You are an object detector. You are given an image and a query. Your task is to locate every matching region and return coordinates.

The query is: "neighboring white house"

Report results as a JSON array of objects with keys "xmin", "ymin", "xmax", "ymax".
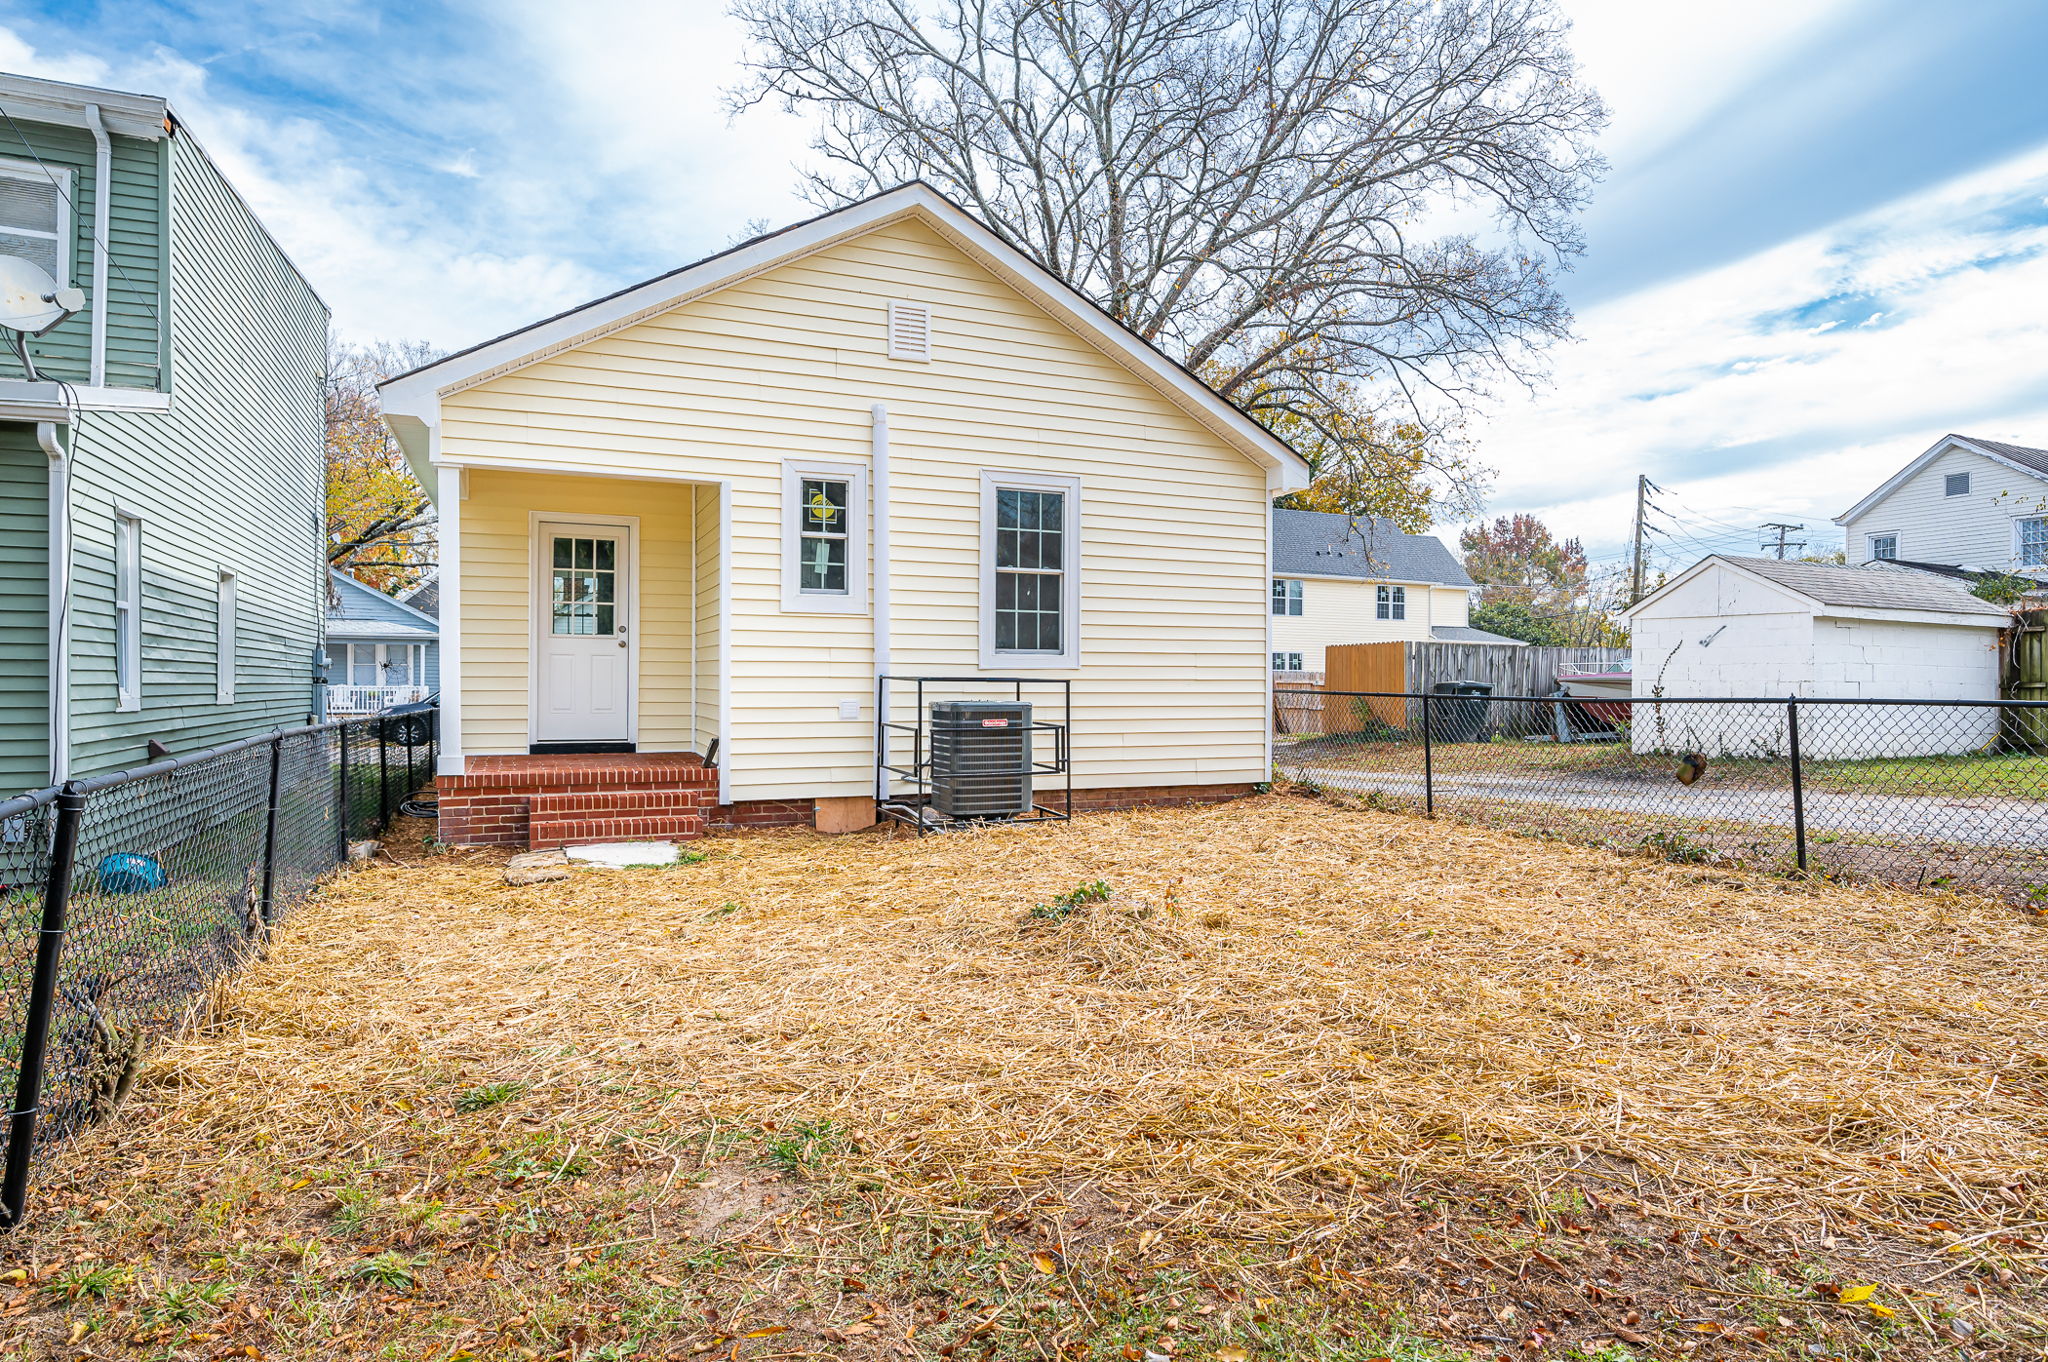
[
  {"xmin": 1835, "ymin": 433, "xmax": 2048, "ymax": 573},
  {"xmin": 377, "ymin": 183, "xmax": 1312, "ymax": 844},
  {"xmin": 1269, "ymin": 509, "xmax": 1500, "ymax": 673},
  {"xmin": 1624, "ymin": 555, "xmax": 2009, "ymax": 757}
]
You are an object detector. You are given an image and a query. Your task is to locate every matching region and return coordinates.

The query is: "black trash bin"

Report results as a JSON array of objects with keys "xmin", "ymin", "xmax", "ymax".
[{"xmin": 1428, "ymin": 681, "xmax": 1493, "ymax": 742}]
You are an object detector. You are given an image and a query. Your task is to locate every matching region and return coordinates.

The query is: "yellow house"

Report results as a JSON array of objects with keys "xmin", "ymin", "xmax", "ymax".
[
  {"xmin": 1267, "ymin": 509, "xmax": 1496, "ymax": 675},
  {"xmin": 379, "ymin": 185, "xmax": 1310, "ymax": 846}
]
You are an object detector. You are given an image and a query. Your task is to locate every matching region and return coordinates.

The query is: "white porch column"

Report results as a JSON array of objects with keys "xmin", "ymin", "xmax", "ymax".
[{"xmin": 436, "ymin": 461, "xmax": 464, "ymax": 775}]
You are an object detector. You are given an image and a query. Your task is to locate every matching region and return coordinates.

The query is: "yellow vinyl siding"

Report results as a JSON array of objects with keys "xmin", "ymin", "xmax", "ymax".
[
  {"xmin": 441, "ymin": 216, "xmax": 1270, "ymax": 800},
  {"xmin": 1272, "ymin": 579, "xmax": 1470, "ymax": 671},
  {"xmin": 455, "ymin": 469, "xmax": 701, "ymax": 754}
]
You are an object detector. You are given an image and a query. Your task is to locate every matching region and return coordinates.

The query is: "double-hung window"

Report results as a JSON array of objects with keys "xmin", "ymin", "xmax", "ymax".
[
  {"xmin": 1271, "ymin": 578, "xmax": 1303, "ymax": 616},
  {"xmin": 781, "ymin": 459, "xmax": 867, "ymax": 613},
  {"xmin": 1869, "ymin": 534, "xmax": 1898, "ymax": 562},
  {"xmin": 981, "ymin": 471, "xmax": 1080, "ymax": 668},
  {"xmin": 1272, "ymin": 651, "xmax": 1304, "ymax": 672},
  {"xmin": 1376, "ymin": 584, "xmax": 1406, "ymax": 620},
  {"xmin": 114, "ymin": 509, "xmax": 141, "ymax": 710},
  {"xmin": 0, "ymin": 157, "xmax": 70, "ymax": 286},
  {"xmin": 2019, "ymin": 519, "xmax": 2048, "ymax": 569}
]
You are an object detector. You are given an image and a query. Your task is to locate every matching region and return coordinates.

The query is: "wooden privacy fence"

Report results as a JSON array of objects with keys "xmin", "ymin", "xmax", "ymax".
[{"xmin": 1283, "ymin": 642, "xmax": 1629, "ymax": 734}]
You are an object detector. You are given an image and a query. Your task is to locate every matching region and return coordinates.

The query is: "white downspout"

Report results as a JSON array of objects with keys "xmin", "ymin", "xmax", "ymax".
[
  {"xmin": 39, "ymin": 421, "xmax": 69, "ymax": 783},
  {"xmin": 871, "ymin": 403, "xmax": 892, "ymax": 799},
  {"xmin": 84, "ymin": 105, "xmax": 110, "ymax": 389}
]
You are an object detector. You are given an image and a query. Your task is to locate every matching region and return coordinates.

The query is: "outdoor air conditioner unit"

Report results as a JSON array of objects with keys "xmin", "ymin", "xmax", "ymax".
[{"xmin": 929, "ymin": 700, "xmax": 1033, "ymax": 819}]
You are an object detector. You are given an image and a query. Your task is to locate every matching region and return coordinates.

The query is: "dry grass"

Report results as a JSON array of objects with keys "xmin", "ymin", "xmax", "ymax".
[{"xmin": 4, "ymin": 793, "xmax": 2045, "ymax": 1359}]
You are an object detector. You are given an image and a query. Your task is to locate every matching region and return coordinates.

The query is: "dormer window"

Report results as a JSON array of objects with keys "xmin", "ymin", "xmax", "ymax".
[{"xmin": 0, "ymin": 157, "xmax": 70, "ymax": 284}]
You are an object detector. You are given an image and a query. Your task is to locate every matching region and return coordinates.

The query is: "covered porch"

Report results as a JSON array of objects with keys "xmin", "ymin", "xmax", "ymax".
[{"xmin": 432, "ymin": 463, "xmax": 728, "ymax": 845}]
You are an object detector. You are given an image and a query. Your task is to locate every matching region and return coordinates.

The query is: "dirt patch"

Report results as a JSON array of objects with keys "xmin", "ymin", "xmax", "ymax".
[{"xmin": 691, "ymin": 1163, "xmax": 800, "ymax": 1242}]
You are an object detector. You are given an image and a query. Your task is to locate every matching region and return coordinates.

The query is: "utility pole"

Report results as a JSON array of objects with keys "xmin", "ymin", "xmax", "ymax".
[
  {"xmin": 1629, "ymin": 474, "xmax": 1650, "ymax": 605},
  {"xmin": 1760, "ymin": 522, "xmax": 1807, "ymax": 560}
]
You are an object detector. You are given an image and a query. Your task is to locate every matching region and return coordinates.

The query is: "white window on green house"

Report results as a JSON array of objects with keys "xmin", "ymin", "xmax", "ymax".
[
  {"xmin": 114, "ymin": 509, "xmax": 142, "ymax": 711},
  {"xmin": 1271, "ymin": 578, "xmax": 1302, "ymax": 615},
  {"xmin": 1376, "ymin": 584, "xmax": 1406, "ymax": 620},
  {"xmin": 0, "ymin": 158, "xmax": 70, "ymax": 284},
  {"xmin": 215, "ymin": 570, "xmax": 237, "ymax": 704},
  {"xmin": 1271, "ymin": 651, "xmax": 1304, "ymax": 672}
]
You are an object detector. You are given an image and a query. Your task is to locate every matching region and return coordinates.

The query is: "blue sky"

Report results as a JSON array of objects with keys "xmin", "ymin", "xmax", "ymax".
[{"xmin": 6, "ymin": 0, "xmax": 2048, "ymax": 569}]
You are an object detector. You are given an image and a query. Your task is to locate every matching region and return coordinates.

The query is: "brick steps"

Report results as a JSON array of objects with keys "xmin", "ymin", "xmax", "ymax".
[
  {"xmin": 436, "ymin": 752, "xmax": 718, "ymax": 848},
  {"xmin": 530, "ymin": 812, "xmax": 706, "ymax": 848}
]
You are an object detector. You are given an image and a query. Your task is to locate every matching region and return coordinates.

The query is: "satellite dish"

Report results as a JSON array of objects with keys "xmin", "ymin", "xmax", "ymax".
[
  {"xmin": 0, "ymin": 254, "xmax": 85, "ymax": 382},
  {"xmin": 0, "ymin": 255, "xmax": 82, "ymax": 334}
]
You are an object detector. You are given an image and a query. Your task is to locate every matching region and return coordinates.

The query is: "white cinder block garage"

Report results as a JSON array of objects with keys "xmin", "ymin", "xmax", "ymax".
[{"xmin": 1624, "ymin": 556, "xmax": 2010, "ymax": 758}]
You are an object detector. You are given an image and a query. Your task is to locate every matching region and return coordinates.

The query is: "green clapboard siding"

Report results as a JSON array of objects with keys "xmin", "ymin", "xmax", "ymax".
[
  {"xmin": 0, "ymin": 423, "xmax": 47, "ymax": 792},
  {"xmin": 0, "ymin": 118, "xmax": 165, "ymax": 390},
  {"xmin": 54, "ymin": 129, "xmax": 327, "ymax": 783}
]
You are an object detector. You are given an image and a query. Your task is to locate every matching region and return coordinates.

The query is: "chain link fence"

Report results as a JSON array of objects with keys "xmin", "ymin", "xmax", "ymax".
[
  {"xmin": 1276, "ymin": 690, "xmax": 2048, "ymax": 900},
  {"xmin": 0, "ymin": 709, "xmax": 436, "ymax": 1229}
]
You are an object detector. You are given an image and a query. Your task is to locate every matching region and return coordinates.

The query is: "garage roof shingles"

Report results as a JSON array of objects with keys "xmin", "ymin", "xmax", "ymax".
[{"xmin": 1722, "ymin": 556, "xmax": 2011, "ymax": 619}]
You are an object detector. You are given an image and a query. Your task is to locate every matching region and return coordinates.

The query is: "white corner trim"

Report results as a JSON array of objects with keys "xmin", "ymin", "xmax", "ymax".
[
  {"xmin": 977, "ymin": 468, "xmax": 1082, "ymax": 671},
  {"xmin": 435, "ymin": 463, "xmax": 465, "ymax": 776},
  {"xmin": 39, "ymin": 421, "xmax": 68, "ymax": 782},
  {"xmin": 716, "ymin": 481, "xmax": 733, "ymax": 806},
  {"xmin": 779, "ymin": 457, "xmax": 869, "ymax": 614},
  {"xmin": 85, "ymin": 104, "xmax": 109, "ymax": 387}
]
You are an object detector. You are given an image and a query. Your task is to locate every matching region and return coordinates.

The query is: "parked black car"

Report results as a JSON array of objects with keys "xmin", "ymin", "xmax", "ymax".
[{"xmin": 380, "ymin": 692, "xmax": 438, "ymax": 747}]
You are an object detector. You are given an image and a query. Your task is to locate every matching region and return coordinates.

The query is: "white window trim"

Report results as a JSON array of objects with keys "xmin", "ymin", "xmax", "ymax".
[
  {"xmin": 2013, "ymin": 515, "xmax": 2048, "ymax": 569},
  {"xmin": 780, "ymin": 458, "xmax": 869, "ymax": 614},
  {"xmin": 979, "ymin": 469, "xmax": 1082, "ymax": 670},
  {"xmin": 1271, "ymin": 577, "xmax": 1303, "ymax": 616},
  {"xmin": 215, "ymin": 569, "xmax": 237, "ymax": 705},
  {"xmin": 1377, "ymin": 583, "xmax": 1407, "ymax": 621},
  {"xmin": 0, "ymin": 154, "xmax": 73, "ymax": 285},
  {"xmin": 113, "ymin": 505, "xmax": 141, "ymax": 711},
  {"xmin": 1866, "ymin": 530, "xmax": 1901, "ymax": 563},
  {"xmin": 1945, "ymin": 471, "xmax": 1971, "ymax": 497},
  {"xmin": 1272, "ymin": 651, "xmax": 1304, "ymax": 672}
]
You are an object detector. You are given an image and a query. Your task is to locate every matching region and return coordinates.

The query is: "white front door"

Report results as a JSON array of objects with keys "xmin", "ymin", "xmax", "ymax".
[{"xmin": 534, "ymin": 519, "xmax": 633, "ymax": 744}]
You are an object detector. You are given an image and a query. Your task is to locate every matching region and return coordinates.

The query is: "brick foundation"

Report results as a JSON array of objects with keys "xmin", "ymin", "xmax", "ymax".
[
  {"xmin": 1064, "ymin": 782, "xmax": 1259, "ymax": 812},
  {"xmin": 706, "ymin": 799, "xmax": 816, "ymax": 831}
]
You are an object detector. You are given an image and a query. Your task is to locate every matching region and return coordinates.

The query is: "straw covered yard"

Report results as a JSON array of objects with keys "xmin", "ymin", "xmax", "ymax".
[{"xmin": 3, "ymin": 793, "xmax": 2044, "ymax": 1360}]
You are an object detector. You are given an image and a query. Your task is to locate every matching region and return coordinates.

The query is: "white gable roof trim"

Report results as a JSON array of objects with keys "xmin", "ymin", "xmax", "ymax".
[
  {"xmin": 380, "ymin": 183, "xmax": 1310, "ymax": 493},
  {"xmin": 1833, "ymin": 433, "xmax": 2048, "ymax": 526}
]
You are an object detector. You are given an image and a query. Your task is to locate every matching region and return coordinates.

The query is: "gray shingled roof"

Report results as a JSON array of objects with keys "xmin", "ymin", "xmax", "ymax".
[
  {"xmin": 1959, "ymin": 434, "xmax": 2048, "ymax": 476},
  {"xmin": 1273, "ymin": 509, "xmax": 1473, "ymax": 587},
  {"xmin": 1718, "ymin": 556, "xmax": 2010, "ymax": 618}
]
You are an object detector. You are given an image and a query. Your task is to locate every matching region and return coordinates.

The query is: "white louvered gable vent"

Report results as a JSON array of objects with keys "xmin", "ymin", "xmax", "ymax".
[{"xmin": 887, "ymin": 300, "xmax": 933, "ymax": 362}]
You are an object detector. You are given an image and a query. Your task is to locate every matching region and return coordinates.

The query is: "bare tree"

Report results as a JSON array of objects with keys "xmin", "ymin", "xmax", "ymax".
[
  {"xmin": 327, "ymin": 340, "xmax": 442, "ymax": 592},
  {"xmin": 730, "ymin": 0, "xmax": 1604, "ymax": 517}
]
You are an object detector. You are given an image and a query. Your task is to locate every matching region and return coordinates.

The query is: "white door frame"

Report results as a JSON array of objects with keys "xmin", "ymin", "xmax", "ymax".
[{"xmin": 529, "ymin": 511, "xmax": 641, "ymax": 747}]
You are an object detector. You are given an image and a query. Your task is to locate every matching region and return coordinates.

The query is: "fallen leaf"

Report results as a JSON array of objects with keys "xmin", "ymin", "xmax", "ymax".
[
  {"xmin": 1032, "ymin": 1252, "xmax": 1058, "ymax": 1274},
  {"xmin": 1837, "ymin": 1285, "xmax": 1877, "ymax": 1304},
  {"xmin": 1215, "ymin": 1349, "xmax": 1250, "ymax": 1361},
  {"xmin": 1866, "ymin": 1303, "xmax": 1895, "ymax": 1319},
  {"xmin": 67, "ymin": 1322, "xmax": 87, "ymax": 1345},
  {"xmin": 742, "ymin": 1326, "xmax": 788, "ymax": 1338}
]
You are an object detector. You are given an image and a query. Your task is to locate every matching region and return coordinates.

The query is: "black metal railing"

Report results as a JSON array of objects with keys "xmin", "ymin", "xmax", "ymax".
[
  {"xmin": 1275, "ymin": 689, "xmax": 2048, "ymax": 901},
  {"xmin": 0, "ymin": 707, "xmax": 436, "ymax": 1229}
]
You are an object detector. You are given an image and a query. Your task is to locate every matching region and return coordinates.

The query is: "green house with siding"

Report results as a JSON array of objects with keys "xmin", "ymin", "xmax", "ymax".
[{"xmin": 0, "ymin": 72, "xmax": 328, "ymax": 794}]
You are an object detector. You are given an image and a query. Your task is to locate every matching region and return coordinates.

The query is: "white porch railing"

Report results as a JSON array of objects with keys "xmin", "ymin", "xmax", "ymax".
[{"xmin": 326, "ymin": 684, "xmax": 430, "ymax": 716}]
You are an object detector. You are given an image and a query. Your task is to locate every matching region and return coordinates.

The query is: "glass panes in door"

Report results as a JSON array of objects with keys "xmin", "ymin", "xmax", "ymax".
[{"xmin": 551, "ymin": 535, "xmax": 618, "ymax": 636}]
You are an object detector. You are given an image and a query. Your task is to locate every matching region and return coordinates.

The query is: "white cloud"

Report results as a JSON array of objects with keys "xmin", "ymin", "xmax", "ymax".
[{"xmin": 1470, "ymin": 140, "xmax": 2048, "ymax": 564}]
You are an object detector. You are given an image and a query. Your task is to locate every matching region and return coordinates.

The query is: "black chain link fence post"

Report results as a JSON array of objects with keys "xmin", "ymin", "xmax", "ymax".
[
  {"xmin": 335, "ymin": 723, "xmax": 351, "ymax": 863},
  {"xmin": 378, "ymin": 721, "xmax": 391, "ymax": 830},
  {"xmin": 259, "ymin": 734, "xmax": 283, "ymax": 929},
  {"xmin": 1421, "ymin": 690, "xmax": 1435, "ymax": 817},
  {"xmin": 1787, "ymin": 697, "xmax": 1808, "ymax": 872},
  {"xmin": 0, "ymin": 786, "xmax": 84, "ymax": 1229}
]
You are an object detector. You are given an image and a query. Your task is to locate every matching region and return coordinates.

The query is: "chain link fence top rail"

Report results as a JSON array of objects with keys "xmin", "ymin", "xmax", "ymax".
[
  {"xmin": 1275, "ymin": 690, "xmax": 2048, "ymax": 902},
  {"xmin": 0, "ymin": 710, "xmax": 436, "ymax": 1227}
]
